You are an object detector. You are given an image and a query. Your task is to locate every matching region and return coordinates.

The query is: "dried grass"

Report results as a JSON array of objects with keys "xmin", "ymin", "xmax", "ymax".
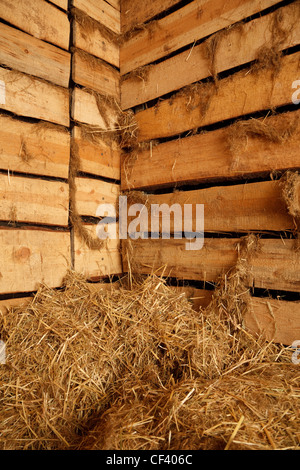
[
  {"xmin": 0, "ymin": 260, "xmax": 298, "ymax": 450},
  {"xmin": 227, "ymin": 114, "xmax": 299, "ymax": 155}
]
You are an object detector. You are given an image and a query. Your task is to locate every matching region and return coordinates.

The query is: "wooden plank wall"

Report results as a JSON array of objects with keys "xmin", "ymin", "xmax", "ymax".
[
  {"xmin": 70, "ymin": 0, "xmax": 122, "ymax": 279},
  {"xmin": 0, "ymin": 0, "xmax": 122, "ymax": 304},
  {"xmin": 120, "ymin": 0, "xmax": 300, "ymax": 345}
]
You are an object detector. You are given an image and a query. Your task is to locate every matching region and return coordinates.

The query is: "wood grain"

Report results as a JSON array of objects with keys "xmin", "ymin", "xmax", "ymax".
[
  {"xmin": 123, "ymin": 238, "xmax": 300, "ymax": 292},
  {"xmin": 0, "ymin": 175, "xmax": 69, "ymax": 226},
  {"xmin": 0, "ymin": 22, "xmax": 71, "ymax": 88},
  {"xmin": 0, "ymin": 67, "xmax": 69, "ymax": 126},
  {"xmin": 72, "ymin": 87, "xmax": 118, "ymax": 128},
  {"xmin": 0, "ymin": 228, "xmax": 70, "ymax": 294},
  {"xmin": 0, "ymin": 116, "xmax": 70, "ymax": 179},
  {"xmin": 75, "ymin": 177, "xmax": 120, "ymax": 218},
  {"xmin": 122, "ymin": 110, "xmax": 300, "ymax": 190},
  {"xmin": 120, "ymin": 0, "xmax": 281, "ymax": 75},
  {"xmin": 74, "ymin": 224, "xmax": 122, "ymax": 279},
  {"xmin": 73, "ymin": 18, "xmax": 119, "ymax": 68},
  {"xmin": 0, "ymin": 0, "xmax": 70, "ymax": 49},
  {"xmin": 73, "ymin": 125, "xmax": 120, "ymax": 180},
  {"xmin": 121, "ymin": 0, "xmax": 183, "ymax": 32},
  {"xmin": 72, "ymin": 50, "xmax": 120, "ymax": 99},
  {"xmin": 135, "ymin": 51, "xmax": 300, "ymax": 141},
  {"xmin": 143, "ymin": 180, "xmax": 295, "ymax": 233},
  {"xmin": 73, "ymin": 0, "xmax": 120, "ymax": 34},
  {"xmin": 121, "ymin": 1, "xmax": 300, "ymax": 109}
]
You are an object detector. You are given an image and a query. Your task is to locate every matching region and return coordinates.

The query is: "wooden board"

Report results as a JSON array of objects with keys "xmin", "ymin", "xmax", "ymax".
[
  {"xmin": 74, "ymin": 224, "xmax": 122, "ymax": 279},
  {"xmin": 121, "ymin": 0, "xmax": 182, "ymax": 32},
  {"xmin": 174, "ymin": 286, "xmax": 300, "ymax": 346},
  {"xmin": 0, "ymin": 228, "xmax": 70, "ymax": 294},
  {"xmin": 0, "ymin": 68, "xmax": 69, "ymax": 127},
  {"xmin": 0, "ymin": 175, "xmax": 69, "ymax": 226},
  {"xmin": 123, "ymin": 238, "xmax": 300, "ymax": 293},
  {"xmin": 73, "ymin": 125, "xmax": 120, "ymax": 180},
  {"xmin": 0, "ymin": 23, "xmax": 71, "ymax": 88},
  {"xmin": 106, "ymin": 0, "xmax": 120, "ymax": 11},
  {"xmin": 0, "ymin": 0, "xmax": 70, "ymax": 50},
  {"xmin": 75, "ymin": 177, "xmax": 119, "ymax": 218},
  {"xmin": 143, "ymin": 180, "xmax": 295, "ymax": 233},
  {"xmin": 135, "ymin": 51, "xmax": 300, "ymax": 141},
  {"xmin": 122, "ymin": 109, "xmax": 300, "ymax": 190},
  {"xmin": 72, "ymin": 50, "xmax": 120, "ymax": 99},
  {"xmin": 47, "ymin": 0, "xmax": 68, "ymax": 11},
  {"xmin": 72, "ymin": 87, "xmax": 118, "ymax": 128},
  {"xmin": 73, "ymin": 18, "xmax": 119, "ymax": 68},
  {"xmin": 0, "ymin": 296, "xmax": 32, "ymax": 313},
  {"xmin": 0, "ymin": 116, "xmax": 70, "ymax": 179},
  {"xmin": 121, "ymin": 1, "xmax": 300, "ymax": 109},
  {"xmin": 73, "ymin": 0, "xmax": 120, "ymax": 34},
  {"xmin": 120, "ymin": 0, "xmax": 281, "ymax": 75}
]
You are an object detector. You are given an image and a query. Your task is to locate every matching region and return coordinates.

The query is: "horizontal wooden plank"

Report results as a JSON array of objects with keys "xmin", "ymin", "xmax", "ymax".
[
  {"xmin": 0, "ymin": 116, "xmax": 70, "ymax": 179},
  {"xmin": 143, "ymin": 180, "xmax": 295, "ymax": 233},
  {"xmin": 73, "ymin": 17, "xmax": 119, "ymax": 68},
  {"xmin": 0, "ymin": 23, "xmax": 70, "ymax": 88},
  {"xmin": 121, "ymin": 0, "xmax": 182, "ymax": 33},
  {"xmin": 135, "ymin": 51, "xmax": 300, "ymax": 141},
  {"xmin": 120, "ymin": 0, "xmax": 281, "ymax": 76},
  {"xmin": 0, "ymin": 296, "xmax": 32, "ymax": 313},
  {"xmin": 0, "ymin": 175, "xmax": 69, "ymax": 226},
  {"xmin": 73, "ymin": 125, "xmax": 120, "ymax": 180},
  {"xmin": 75, "ymin": 177, "xmax": 120, "ymax": 218},
  {"xmin": 122, "ymin": 110, "xmax": 300, "ymax": 190},
  {"xmin": 73, "ymin": 0, "xmax": 120, "ymax": 34},
  {"xmin": 0, "ymin": 0, "xmax": 70, "ymax": 50},
  {"xmin": 0, "ymin": 68, "xmax": 69, "ymax": 126},
  {"xmin": 246, "ymin": 297, "xmax": 300, "ymax": 346},
  {"xmin": 123, "ymin": 238, "xmax": 300, "ymax": 292},
  {"xmin": 72, "ymin": 87, "xmax": 119, "ymax": 128},
  {"xmin": 175, "ymin": 286, "xmax": 300, "ymax": 346},
  {"xmin": 74, "ymin": 224, "xmax": 122, "ymax": 279},
  {"xmin": 72, "ymin": 50, "xmax": 120, "ymax": 99},
  {"xmin": 47, "ymin": 0, "xmax": 68, "ymax": 11},
  {"xmin": 0, "ymin": 229, "xmax": 70, "ymax": 294},
  {"xmin": 121, "ymin": 1, "xmax": 300, "ymax": 109}
]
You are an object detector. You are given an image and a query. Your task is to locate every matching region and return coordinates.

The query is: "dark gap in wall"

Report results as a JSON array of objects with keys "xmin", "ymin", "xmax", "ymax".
[
  {"xmin": 0, "ymin": 220, "xmax": 69, "ymax": 231},
  {"xmin": 144, "ymin": 0, "xmax": 195, "ymax": 23},
  {"xmin": 248, "ymin": 287, "xmax": 300, "ymax": 302},
  {"xmin": 164, "ymin": 276, "xmax": 300, "ymax": 302},
  {"xmin": 129, "ymin": 231, "xmax": 296, "ymax": 241},
  {"xmin": 166, "ymin": 277, "xmax": 216, "ymax": 290},
  {"xmin": 131, "ymin": 173, "xmax": 285, "ymax": 194},
  {"xmin": 45, "ymin": 0, "xmax": 67, "ymax": 14},
  {"xmin": 81, "ymin": 216, "xmax": 117, "ymax": 225},
  {"xmin": 0, "ymin": 168, "xmax": 68, "ymax": 183},
  {"xmin": 77, "ymin": 171, "xmax": 120, "ymax": 185}
]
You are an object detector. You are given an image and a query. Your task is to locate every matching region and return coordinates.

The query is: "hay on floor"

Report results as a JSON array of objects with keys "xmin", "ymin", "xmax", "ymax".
[{"xmin": 0, "ymin": 271, "xmax": 299, "ymax": 450}]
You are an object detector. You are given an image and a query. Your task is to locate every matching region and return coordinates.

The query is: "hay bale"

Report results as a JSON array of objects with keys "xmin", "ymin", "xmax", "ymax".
[{"xmin": 0, "ymin": 271, "xmax": 298, "ymax": 450}]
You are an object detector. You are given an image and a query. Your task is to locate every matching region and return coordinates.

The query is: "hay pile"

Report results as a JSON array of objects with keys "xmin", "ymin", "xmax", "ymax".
[{"xmin": 0, "ymin": 272, "xmax": 299, "ymax": 450}]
